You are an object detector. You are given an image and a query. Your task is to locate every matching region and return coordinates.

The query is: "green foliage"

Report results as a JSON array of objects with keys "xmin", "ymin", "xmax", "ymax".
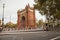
[
  {"xmin": 36, "ymin": 19, "xmax": 44, "ymax": 27},
  {"xmin": 5, "ymin": 24, "xmax": 17, "ymax": 28},
  {"xmin": 34, "ymin": 0, "xmax": 60, "ymax": 19},
  {"xmin": 36, "ymin": 23, "xmax": 39, "ymax": 27}
]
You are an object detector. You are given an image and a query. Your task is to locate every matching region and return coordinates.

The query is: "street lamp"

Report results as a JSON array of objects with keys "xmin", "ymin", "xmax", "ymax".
[{"xmin": 2, "ymin": 3, "xmax": 5, "ymax": 29}]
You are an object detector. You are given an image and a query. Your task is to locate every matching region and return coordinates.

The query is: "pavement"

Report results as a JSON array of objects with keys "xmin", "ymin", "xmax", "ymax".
[
  {"xmin": 0, "ymin": 29, "xmax": 43, "ymax": 35},
  {"xmin": 0, "ymin": 29, "xmax": 60, "ymax": 40},
  {"xmin": 0, "ymin": 31, "xmax": 60, "ymax": 40},
  {"xmin": 0, "ymin": 29, "xmax": 43, "ymax": 34}
]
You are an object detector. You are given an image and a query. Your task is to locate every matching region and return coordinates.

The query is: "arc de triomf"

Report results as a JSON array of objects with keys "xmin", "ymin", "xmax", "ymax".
[{"xmin": 17, "ymin": 4, "xmax": 36, "ymax": 30}]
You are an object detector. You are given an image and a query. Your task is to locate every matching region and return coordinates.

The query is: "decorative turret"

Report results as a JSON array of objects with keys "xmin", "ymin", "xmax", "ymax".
[
  {"xmin": 25, "ymin": 4, "xmax": 30, "ymax": 9},
  {"xmin": 27, "ymin": 4, "xmax": 30, "ymax": 8},
  {"xmin": 17, "ymin": 9, "xmax": 20, "ymax": 13}
]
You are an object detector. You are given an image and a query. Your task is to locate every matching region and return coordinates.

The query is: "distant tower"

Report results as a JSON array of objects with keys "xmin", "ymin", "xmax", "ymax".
[{"xmin": 17, "ymin": 4, "xmax": 36, "ymax": 30}]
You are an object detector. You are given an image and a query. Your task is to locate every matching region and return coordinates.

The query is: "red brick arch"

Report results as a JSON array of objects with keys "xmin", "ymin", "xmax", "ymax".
[{"xmin": 17, "ymin": 4, "xmax": 36, "ymax": 30}]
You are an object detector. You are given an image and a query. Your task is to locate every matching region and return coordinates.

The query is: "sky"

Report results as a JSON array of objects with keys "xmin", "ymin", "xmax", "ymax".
[{"xmin": 0, "ymin": 0, "xmax": 46, "ymax": 24}]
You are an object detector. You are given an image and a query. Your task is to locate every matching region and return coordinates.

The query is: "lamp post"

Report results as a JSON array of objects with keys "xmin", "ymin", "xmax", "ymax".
[{"xmin": 2, "ymin": 3, "xmax": 5, "ymax": 30}]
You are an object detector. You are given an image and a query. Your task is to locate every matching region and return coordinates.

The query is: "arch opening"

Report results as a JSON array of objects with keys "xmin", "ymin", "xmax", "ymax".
[
  {"xmin": 22, "ymin": 16, "xmax": 25, "ymax": 21},
  {"xmin": 21, "ymin": 16, "xmax": 25, "ymax": 29}
]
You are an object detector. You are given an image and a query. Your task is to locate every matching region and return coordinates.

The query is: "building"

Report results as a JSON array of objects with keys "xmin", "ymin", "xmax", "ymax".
[{"xmin": 17, "ymin": 4, "xmax": 36, "ymax": 30}]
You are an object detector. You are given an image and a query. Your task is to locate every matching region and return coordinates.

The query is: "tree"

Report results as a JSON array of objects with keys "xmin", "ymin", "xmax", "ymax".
[
  {"xmin": 36, "ymin": 19, "xmax": 44, "ymax": 27},
  {"xmin": 39, "ymin": 19, "xmax": 44, "ymax": 27},
  {"xmin": 34, "ymin": 0, "xmax": 60, "ymax": 19},
  {"xmin": 36, "ymin": 22, "xmax": 39, "ymax": 27},
  {"xmin": 5, "ymin": 22, "xmax": 17, "ymax": 28}
]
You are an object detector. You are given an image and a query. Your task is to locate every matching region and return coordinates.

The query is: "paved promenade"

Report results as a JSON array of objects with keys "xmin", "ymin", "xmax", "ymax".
[{"xmin": 0, "ymin": 28, "xmax": 43, "ymax": 34}]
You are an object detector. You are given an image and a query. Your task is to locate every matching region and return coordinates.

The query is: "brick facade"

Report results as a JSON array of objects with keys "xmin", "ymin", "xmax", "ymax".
[{"xmin": 17, "ymin": 4, "xmax": 36, "ymax": 30}]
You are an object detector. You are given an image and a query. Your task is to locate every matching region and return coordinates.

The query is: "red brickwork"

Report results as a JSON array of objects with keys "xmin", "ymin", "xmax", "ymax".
[{"xmin": 17, "ymin": 4, "xmax": 36, "ymax": 30}]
